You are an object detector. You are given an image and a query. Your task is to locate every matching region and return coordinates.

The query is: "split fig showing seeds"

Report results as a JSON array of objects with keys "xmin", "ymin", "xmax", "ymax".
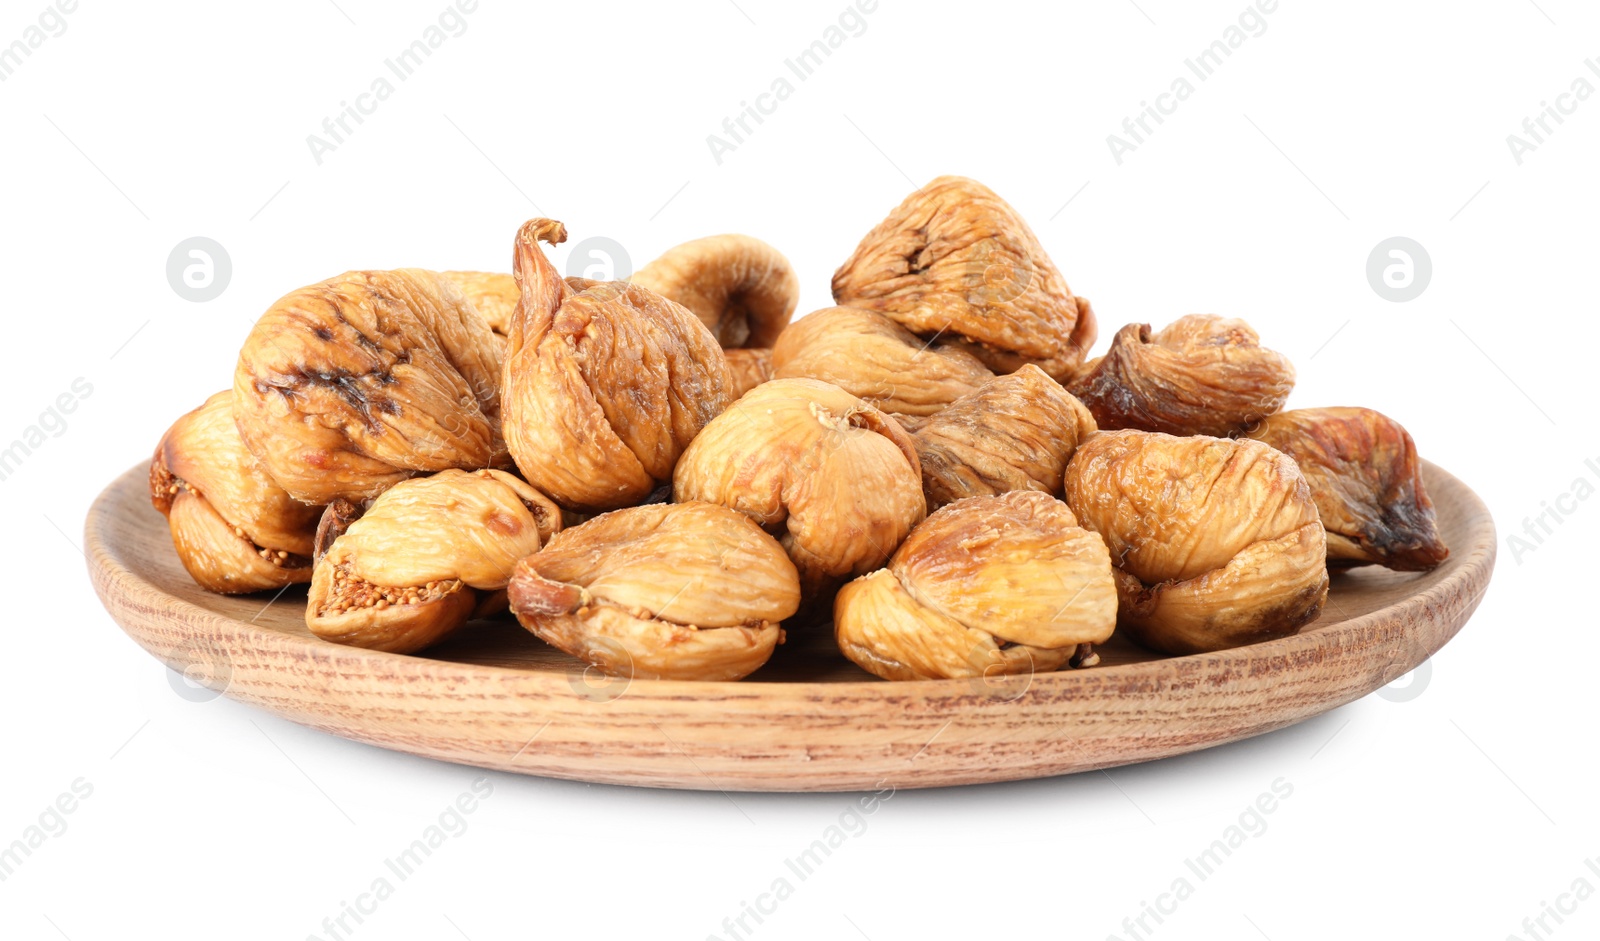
[
  {"xmin": 150, "ymin": 391, "xmax": 321, "ymax": 594},
  {"xmin": 501, "ymin": 219, "xmax": 734, "ymax": 512},
  {"xmin": 672, "ymin": 378, "xmax": 926, "ymax": 604},
  {"xmin": 770, "ymin": 306, "xmax": 995, "ymax": 418},
  {"xmin": 1068, "ymin": 315, "xmax": 1295, "ymax": 436},
  {"xmin": 835, "ymin": 491, "xmax": 1117, "ymax": 681},
  {"xmin": 630, "ymin": 234, "xmax": 800, "ymax": 348},
  {"xmin": 1246, "ymin": 407, "xmax": 1449, "ymax": 571},
  {"xmin": 832, "ymin": 176, "xmax": 1096, "ymax": 381},
  {"xmin": 1063, "ymin": 430, "xmax": 1328, "ymax": 655},
  {"xmin": 307, "ymin": 468, "xmax": 561, "ymax": 654},
  {"xmin": 912, "ymin": 364, "xmax": 1097, "ymax": 511},
  {"xmin": 508, "ymin": 502, "xmax": 800, "ymax": 681},
  {"xmin": 233, "ymin": 268, "xmax": 508, "ymax": 505}
]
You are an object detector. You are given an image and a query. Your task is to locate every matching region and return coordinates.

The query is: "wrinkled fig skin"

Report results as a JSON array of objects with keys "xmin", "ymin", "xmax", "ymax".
[
  {"xmin": 836, "ymin": 571, "xmax": 1073, "ymax": 681},
  {"xmin": 1069, "ymin": 315, "xmax": 1295, "ymax": 437},
  {"xmin": 442, "ymin": 271, "xmax": 519, "ymax": 336},
  {"xmin": 150, "ymin": 392, "xmax": 322, "ymax": 594},
  {"xmin": 1063, "ymin": 430, "xmax": 1329, "ymax": 655},
  {"xmin": 1247, "ymin": 407, "xmax": 1449, "ymax": 571},
  {"xmin": 725, "ymin": 348, "xmax": 774, "ymax": 399},
  {"xmin": 306, "ymin": 469, "xmax": 561, "ymax": 654},
  {"xmin": 232, "ymin": 269, "xmax": 507, "ymax": 505},
  {"xmin": 509, "ymin": 502, "xmax": 800, "ymax": 681},
  {"xmin": 831, "ymin": 176, "xmax": 1096, "ymax": 381},
  {"xmin": 771, "ymin": 306, "xmax": 995, "ymax": 417},
  {"xmin": 630, "ymin": 234, "xmax": 800, "ymax": 349},
  {"xmin": 672, "ymin": 378, "xmax": 927, "ymax": 604},
  {"xmin": 835, "ymin": 491, "xmax": 1117, "ymax": 681},
  {"xmin": 502, "ymin": 219, "xmax": 734, "ymax": 512},
  {"xmin": 913, "ymin": 364, "xmax": 1097, "ymax": 511},
  {"xmin": 441, "ymin": 269, "xmax": 598, "ymax": 341}
]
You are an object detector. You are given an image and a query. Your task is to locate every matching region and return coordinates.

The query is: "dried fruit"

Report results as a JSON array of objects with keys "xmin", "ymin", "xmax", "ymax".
[
  {"xmin": 912, "ymin": 364, "xmax": 1097, "ymax": 511},
  {"xmin": 150, "ymin": 392, "xmax": 321, "ymax": 594},
  {"xmin": 1063, "ymin": 430, "xmax": 1328, "ymax": 655},
  {"xmin": 442, "ymin": 271, "xmax": 518, "ymax": 337},
  {"xmin": 307, "ymin": 468, "xmax": 561, "ymax": 653},
  {"xmin": 592, "ymin": 238, "xmax": 782, "ymax": 396},
  {"xmin": 725, "ymin": 347, "xmax": 773, "ymax": 399},
  {"xmin": 835, "ymin": 491, "xmax": 1116, "ymax": 681},
  {"xmin": 501, "ymin": 219, "xmax": 732, "ymax": 512},
  {"xmin": 770, "ymin": 305, "xmax": 995, "ymax": 417},
  {"xmin": 832, "ymin": 176, "xmax": 1096, "ymax": 381},
  {"xmin": 441, "ymin": 270, "xmax": 603, "ymax": 339},
  {"xmin": 1068, "ymin": 315, "xmax": 1294, "ymax": 436},
  {"xmin": 630, "ymin": 234, "xmax": 799, "ymax": 348},
  {"xmin": 232, "ymin": 268, "xmax": 507, "ymax": 505},
  {"xmin": 508, "ymin": 502, "xmax": 799, "ymax": 680},
  {"xmin": 672, "ymin": 378, "xmax": 926, "ymax": 601},
  {"xmin": 1246, "ymin": 407, "xmax": 1448, "ymax": 571}
]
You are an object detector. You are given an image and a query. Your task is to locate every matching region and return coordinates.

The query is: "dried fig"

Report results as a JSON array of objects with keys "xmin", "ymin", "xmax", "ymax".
[
  {"xmin": 150, "ymin": 392, "xmax": 321, "ymax": 594},
  {"xmin": 629, "ymin": 234, "xmax": 799, "ymax": 348},
  {"xmin": 442, "ymin": 270, "xmax": 518, "ymax": 336},
  {"xmin": 672, "ymin": 378, "xmax": 926, "ymax": 602},
  {"xmin": 232, "ymin": 269, "xmax": 507, "ymax": 505},
  {"xmin": 770, "ymin": 306, "xmax": 995, "ymax": 417},
  {"xmin": 912, "ymin": 364, "xmax": 1097, "ymax": 511},
  {"xmin": 835, "ymin": 491, "xmax": 1116, "ymax": 681},
  {"xmin": 1063, "ymin": 430, "xmax": 1328, "ymax": 655},
  {"xmin": 440, "ymin": 269, "xmax": 593, "ymax": 339},
  {"xmin": 1246, "ymin": 407, "xmax": 1448, "ymax": 571},
  {"xmin": 725, "ymin": 347, "xmax": 773, "ymax": 399},
  {"xmin": 501, "ymin": 219, "xmax": 733, "ymax": 512},
  {"xmin": 508, "ymin": 502, "xmax": 799, "ymax": 681},
  {"xmin": 307, "ymin": 468, "xmax": 561, "ymax": 653},
  {"xmin": 831, "ymin": 176, "xmax": 1096, "ymax": 381},
  {"xmin": 1068, "ymin": 315, "xmax": 1294, "ymax": 436}
]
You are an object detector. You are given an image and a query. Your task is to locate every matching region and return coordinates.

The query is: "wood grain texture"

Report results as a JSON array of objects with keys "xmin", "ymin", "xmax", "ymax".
[{"xmin": 85, "ymin": 461, "xmax": 1495, "ymax": 792}]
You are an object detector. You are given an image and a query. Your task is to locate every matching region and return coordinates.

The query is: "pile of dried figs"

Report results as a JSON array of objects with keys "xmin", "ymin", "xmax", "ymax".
[{"xmin": 150, "ymin": 175, "xmax": 1448, "ymax": 683}]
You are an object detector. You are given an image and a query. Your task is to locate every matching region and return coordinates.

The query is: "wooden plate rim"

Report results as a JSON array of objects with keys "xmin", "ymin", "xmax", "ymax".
[{"xmin": 85, "ymin": 459, "xmax": 1497, "ymax": 789}]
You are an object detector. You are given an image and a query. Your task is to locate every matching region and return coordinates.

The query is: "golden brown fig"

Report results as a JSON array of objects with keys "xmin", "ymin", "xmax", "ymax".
[
  {"xmin": 502, "ymin": 219, "xmax": 733, "ymax": 512},
  {"xmin": 672, "ymin": 378, "xmax": 926, "ymax": 602},
  {"xmin": 831, "ymin": 176, "xmax": 1096, "ymax": 381},
  {"xmin": 307, "ymin": 468, "xmax": 561, "ymax": 654},
  {"xmin": 725, "ymin": 348, "xmax": 773, "ymax": 399},
  {"xmin": 770, "ymin": 306, "xmax": 995, "ymax": 417},
  {"xmin": 630, "ymin": 234, "xmax": 799, "ymax": 349},
  {"xmin": 835, "ymin": 491, "xmax": 1116, "ymax": 681},
  {"xmin": 508, "ymin": 502, "xmax": 799, "ymax": 681},
  {"xmin": 1068, "ymin": 315, "xmax": 1295, "ymax": 436},
  {"xmin": 442, "ymin": 271, "xmax": 518, "ymax": 336},
  {"xmin": 150, "ymin": 392, "xmax": 321, "ymax": 594},
  {"xmin": 1246, "ymin": 407, "xmax": 1448, "ymax": 571},
  {"xmin": 1063, "ymin": 430, "xmax": 1328, "ymax": 655},
  {"xmin": 441, "ymin": 269, "xmax": 595, "ymax": 340},
  {"xmin": 232, "ymin": 269, "xmax": 507, "ymax": 505},
  {"xmin": 912, "ymin": 365, "xmax": 1097, "ymax": 511}
]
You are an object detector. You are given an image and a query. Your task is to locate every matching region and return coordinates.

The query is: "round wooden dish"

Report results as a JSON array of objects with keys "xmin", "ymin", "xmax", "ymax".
[{"xmin": 86, "ymin": 461, "xmax": 1495, "ymax": 792}]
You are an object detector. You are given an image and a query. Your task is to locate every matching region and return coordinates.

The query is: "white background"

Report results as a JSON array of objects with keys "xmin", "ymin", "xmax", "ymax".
[{"xmin": 1, "ymin": 1, "xmax": 1595, "ymax": 939}]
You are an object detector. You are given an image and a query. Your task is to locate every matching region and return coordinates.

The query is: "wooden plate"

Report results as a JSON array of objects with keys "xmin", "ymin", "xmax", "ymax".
[{"xmin": 86, "ymin": 461, "xmax": 1495, "ymax": 792}]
